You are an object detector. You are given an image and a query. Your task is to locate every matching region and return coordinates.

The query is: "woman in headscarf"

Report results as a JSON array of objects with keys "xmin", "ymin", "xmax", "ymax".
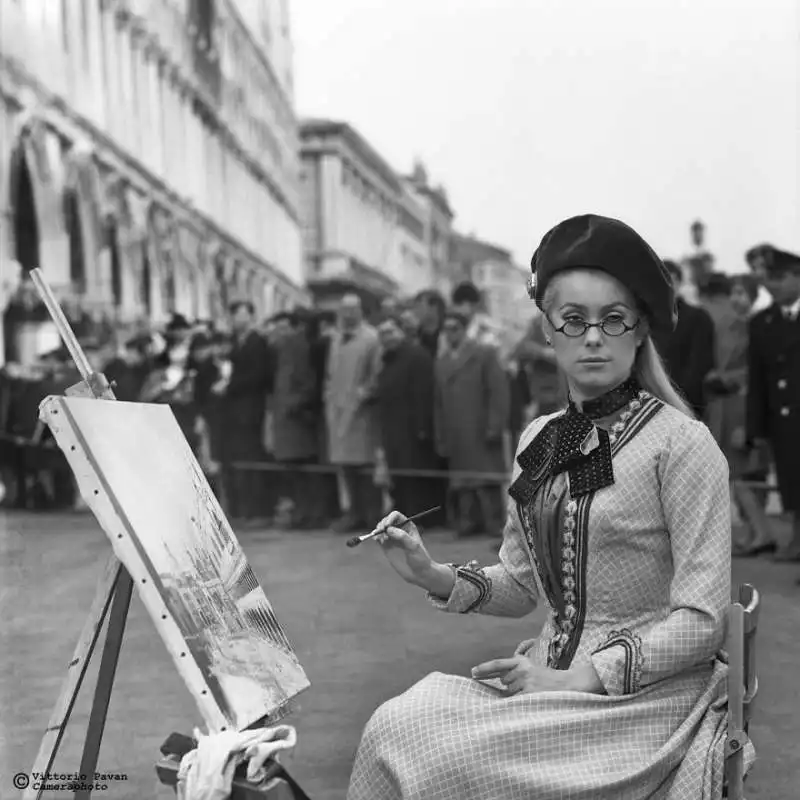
[{"xmin": 347, "ymin": 214, "xmax": 750, "ymax": 800}]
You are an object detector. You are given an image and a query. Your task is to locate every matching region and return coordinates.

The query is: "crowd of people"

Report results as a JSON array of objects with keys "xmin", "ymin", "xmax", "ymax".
[
  {"xmin": 0, "ymin": 281, "xmax": 529, "ymax": 537},
  {"xmin": 0, "ymin": 244, "xmax": 798, "ymax": 570}
]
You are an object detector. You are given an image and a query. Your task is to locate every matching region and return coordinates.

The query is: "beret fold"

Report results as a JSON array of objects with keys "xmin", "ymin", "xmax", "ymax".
[{"xmin": 530, "ymin": 214, "xmax": 677, "ymax": 334}]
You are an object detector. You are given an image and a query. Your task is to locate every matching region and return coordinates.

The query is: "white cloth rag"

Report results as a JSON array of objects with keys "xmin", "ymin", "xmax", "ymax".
[{"xmin": 176, "ymin": 725, "xmax": 297, "ymax": 800}]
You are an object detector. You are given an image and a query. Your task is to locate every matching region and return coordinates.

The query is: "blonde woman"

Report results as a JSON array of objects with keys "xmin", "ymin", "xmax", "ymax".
[{"xmin": 347, "ymin": 215, "xmax": 751, "ymax": 800}]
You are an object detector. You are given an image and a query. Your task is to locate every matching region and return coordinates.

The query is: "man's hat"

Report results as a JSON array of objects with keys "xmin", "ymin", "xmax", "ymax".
[{"xmin": 746, "ymin": 244, "xmax": 800, "ymax": 274}]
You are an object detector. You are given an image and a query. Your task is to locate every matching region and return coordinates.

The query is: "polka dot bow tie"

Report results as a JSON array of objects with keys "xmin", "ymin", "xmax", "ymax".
[{"xmin": 509, "ymin": 377, "xmax": 641, "ymax": 503}]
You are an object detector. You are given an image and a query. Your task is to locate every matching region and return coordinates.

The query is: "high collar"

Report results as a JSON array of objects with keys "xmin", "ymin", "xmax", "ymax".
[{"xmin": 567, "ymin": 376, "xmax": 640, "ymax": 420}]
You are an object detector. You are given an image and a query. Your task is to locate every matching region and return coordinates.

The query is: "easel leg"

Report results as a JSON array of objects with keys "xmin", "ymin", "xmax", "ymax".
[
  {"xmin": 24, "ymin": 555, "xmax": 122, "ymax": 800},
  {"xmin": 74, "ymin": 568, "xmax": 134, "ymax": 800}
]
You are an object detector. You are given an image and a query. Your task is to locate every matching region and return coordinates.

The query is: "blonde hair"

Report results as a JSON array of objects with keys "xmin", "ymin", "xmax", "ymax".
[
  {"xmin": 542, "ymin": 273, "xmax": 695, "ymax": 419},
  {"xmin": 633, "ymin": 337, "xmax": 695, "ymax": 418}
]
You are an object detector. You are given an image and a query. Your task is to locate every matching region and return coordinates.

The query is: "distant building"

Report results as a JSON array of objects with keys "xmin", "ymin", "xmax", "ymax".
[
  {"xmin": 300, "ymin": 119, "xmax": 418, "ymax": 313},
  {"xmin": 299, "ymin": 122, "xmax": 459, "ymax": 313},
  {"xmin": 0, "ymin": 0, "xmax": 306, "ymax": 364},
  {"xmin": 402, "ymin": 162, "xmax": 455, "ymax": 297}
]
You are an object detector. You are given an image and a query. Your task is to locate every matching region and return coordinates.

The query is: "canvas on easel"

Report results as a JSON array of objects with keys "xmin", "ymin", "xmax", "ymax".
[{"xmin": 39, "ymin": 394, "xmax": 310, "ymax": 732}]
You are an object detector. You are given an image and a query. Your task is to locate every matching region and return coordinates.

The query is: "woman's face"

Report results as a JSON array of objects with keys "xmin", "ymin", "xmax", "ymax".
[
  {"xmin": 543, "ymin": 269, "xmax": 646, "ymax": 401},
  {"xmin": 730, "ymin": 283, "xmax": 754, "ymax": 317}
]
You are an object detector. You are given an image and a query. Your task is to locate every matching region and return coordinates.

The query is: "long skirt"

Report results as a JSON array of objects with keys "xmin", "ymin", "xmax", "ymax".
[{"xmin": 347, "ymin": 658, "xmax": 754, "ymax": 800}]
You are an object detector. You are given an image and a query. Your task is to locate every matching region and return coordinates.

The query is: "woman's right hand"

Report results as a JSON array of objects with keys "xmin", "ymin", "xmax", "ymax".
[{"xmin": 374, "ymin": 510, "xmax": 437, "ymax": 587}]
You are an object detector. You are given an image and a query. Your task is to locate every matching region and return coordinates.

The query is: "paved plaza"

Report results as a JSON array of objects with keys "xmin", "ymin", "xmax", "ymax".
[{"xmin": 1, "ymin": 510, "xmax": 798, "ymax": 799}]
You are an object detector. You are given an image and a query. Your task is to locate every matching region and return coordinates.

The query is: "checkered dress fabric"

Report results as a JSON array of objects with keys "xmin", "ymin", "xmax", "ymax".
[{"xmin": 347, "ymin": 401, "xmax": 755, "ymax": 800}]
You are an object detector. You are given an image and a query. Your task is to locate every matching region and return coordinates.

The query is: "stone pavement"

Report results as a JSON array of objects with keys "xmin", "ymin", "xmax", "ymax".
[{"xmin": 0, "ymin": 510, "xmax": 798, "ymax": 800}]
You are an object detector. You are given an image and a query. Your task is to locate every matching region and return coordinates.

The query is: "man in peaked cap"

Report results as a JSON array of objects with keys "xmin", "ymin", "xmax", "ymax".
[{"xmin": 745, "ymin": 245, "xmax": 800, "ymax": 568}]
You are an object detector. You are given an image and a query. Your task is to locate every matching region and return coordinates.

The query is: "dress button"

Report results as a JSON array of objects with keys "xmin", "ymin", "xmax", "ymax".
[
  {"xmin": 781, "ymin": 407, "xmax": 790, "ymax": 416},
  {"xmin": 778, "ymin": 379, "xmax": 787, "ymax": 389}
]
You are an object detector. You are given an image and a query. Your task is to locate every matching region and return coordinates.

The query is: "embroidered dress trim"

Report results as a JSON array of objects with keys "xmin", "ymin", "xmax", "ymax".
[
  {"xmin": 551, "ymin": 490, "xmax": 593, "ymax": 669},
  {"xmin": 425, "ymin": 561, "xmax": 491, "ymax": 613},
  {"xmin": 455, "ymin": 560, "xmax": 492, "ymax": 613},
  {"xmin": 593, "ymin": 627, "xmax": 644, "ymax": 694},
  {"xmin": 542, "ymin": 389, "xmax": 656, "ymax": 668}
]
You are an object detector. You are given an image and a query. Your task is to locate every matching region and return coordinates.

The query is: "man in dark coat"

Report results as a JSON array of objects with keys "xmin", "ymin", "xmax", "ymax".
[
  {"xmin": 375, "ymin": 314, "xmax": 444, "ymax": 525},
  {"xmin": 270, "ymin": 310, "xmax": 321, "ymax": 529},
  {"xmin": 413, "ymin": 289, "xmax": 445, "ymax": 359},
  {"xmin": 214, "ymin": 301, "xmax": 274, "ymax": 525},
  {"xmin": 745, "ymin": 246, "xmax": 800, "ymax": 567},
  {"xmin": 652, "ymin": 260, "xmax": 715, "ymax": 419},
  {"xmin": 102, "ymin": 334, "xmax": 153, "ymax": 402},
  {"xmin": 434, "ymin": 310, "xmax": 509, "ymax": 538}
]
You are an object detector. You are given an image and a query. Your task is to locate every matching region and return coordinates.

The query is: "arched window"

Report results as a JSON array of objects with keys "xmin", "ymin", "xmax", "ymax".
[
  {"xmin": 107, "ymin": 223, "xmax": 123, "ymax": 310},
  {"xmin": 12, "ymin": 148, "xmax": 40, "ymax": 273},
  {"xmin": 63, "ymin": 189, "xmax": 86, "ymax": 295}
]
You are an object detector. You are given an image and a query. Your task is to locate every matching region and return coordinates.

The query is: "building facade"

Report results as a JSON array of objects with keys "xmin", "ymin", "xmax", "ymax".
[
  {"xmin": 402, "ymin": 162, "xmax": 454, "ymax": 297},
  {"xmin": 452, "ymin": 232, "xmax": 531, "ymax": 354},
  {"xmin": 0, "ymin": 0, "xmax": 306, "ymax": 365},
  {"xmin": 299, "ymin": 120, "xmax": 445, "ymax": 313}
]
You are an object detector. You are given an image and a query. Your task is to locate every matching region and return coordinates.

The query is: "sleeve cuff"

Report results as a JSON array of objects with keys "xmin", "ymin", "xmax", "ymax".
[
  {"xmin": 590, "ymin": 628, "xmax": 643, "ymax": 695},
  {"xmin": 426, "ymin": 561, "xmax": 492, "ymax": 614}
]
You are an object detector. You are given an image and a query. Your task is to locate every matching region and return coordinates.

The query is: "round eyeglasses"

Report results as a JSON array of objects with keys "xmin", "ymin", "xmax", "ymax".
[{"xmin": 546, "ymin": 315, "xmax": 640, "ymax": 338}]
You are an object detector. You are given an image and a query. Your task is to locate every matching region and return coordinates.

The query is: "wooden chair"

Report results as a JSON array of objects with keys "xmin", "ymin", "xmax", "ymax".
[{"xmin": 724, "ymin": 583, "xmax": 760, "ymax": 799}]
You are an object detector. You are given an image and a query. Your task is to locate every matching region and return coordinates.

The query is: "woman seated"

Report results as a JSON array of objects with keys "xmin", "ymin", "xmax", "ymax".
[{"xmin": 347, "ymin": 214, "xmax": 754, "ymax": 800}]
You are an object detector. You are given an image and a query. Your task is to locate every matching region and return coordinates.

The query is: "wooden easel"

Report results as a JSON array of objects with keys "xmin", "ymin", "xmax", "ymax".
[
  {"xmin": 21, "ymin": 269, "xmax": 303, "ymax": 800},
  {"xmin": 23, "ymin": 267, "xmax": 132, "ymax": 800}
]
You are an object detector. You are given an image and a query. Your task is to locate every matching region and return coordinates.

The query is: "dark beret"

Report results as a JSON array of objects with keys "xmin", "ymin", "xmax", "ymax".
[{"xmin": 529, "ymin": 214, "xmax": 676, "ymax": 334}]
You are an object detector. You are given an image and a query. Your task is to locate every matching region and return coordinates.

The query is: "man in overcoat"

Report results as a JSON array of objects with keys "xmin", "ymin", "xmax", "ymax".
[
  {"xmin": 652, "ymin": 260, "xmax": 715, "ymax": 419},
  {"xmin": 270, "ymin": 310, "xmax": 321, "ymax": 529},
  {"xmin": 215, "ymin": 301, "xmax": 275, "ymax": 525},
  {"xmin": 324, "ymin": 294, "xmax": 383, "ymax": 533},
  {"xmin": 375, "ymin": 314, "xmax": 443, "ymax": 525},
  {"xmin": 434, "ymin": 310, "xmax": 509, "ymax": 537},
  {"xmin": 746, "ymin": 247, "xmax": 800, "ymax": 568}
]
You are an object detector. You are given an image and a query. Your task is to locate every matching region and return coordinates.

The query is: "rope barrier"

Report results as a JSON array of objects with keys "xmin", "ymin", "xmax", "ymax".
[{"xmin": 230, "ymin": 459, "xmax": 782, "ymax": 493}]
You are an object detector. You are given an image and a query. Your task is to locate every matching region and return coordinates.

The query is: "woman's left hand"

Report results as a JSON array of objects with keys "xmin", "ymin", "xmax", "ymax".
[{"xmin": 471, "ymin": 655, "xmax": 603, "ymax": 695}]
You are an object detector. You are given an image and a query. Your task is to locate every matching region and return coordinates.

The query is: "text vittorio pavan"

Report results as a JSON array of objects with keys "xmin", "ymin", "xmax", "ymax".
[{"xmin": 31, "ymin": 771, "xmax": 128, "ymax": 789}]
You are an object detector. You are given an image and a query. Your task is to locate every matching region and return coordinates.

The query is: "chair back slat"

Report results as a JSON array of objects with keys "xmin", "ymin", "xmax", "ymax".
[
  {"xmin": 739, "ymin": 584, "xmax": 759, "ymax": 728},
  {"xmin": 725, "ymin": 583, "xmax": 759, "ymax": 800}
]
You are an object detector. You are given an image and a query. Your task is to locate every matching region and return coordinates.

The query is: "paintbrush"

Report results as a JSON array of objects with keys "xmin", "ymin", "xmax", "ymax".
[{"xmin": 346, "ymin": 506, "xmax": 442, "ymax": 548}]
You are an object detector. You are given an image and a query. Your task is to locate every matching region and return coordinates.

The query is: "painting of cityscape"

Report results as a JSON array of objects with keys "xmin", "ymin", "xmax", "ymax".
[{"xmin": 39, "ymin": 395, "xmax": 310, "ymax": 731}]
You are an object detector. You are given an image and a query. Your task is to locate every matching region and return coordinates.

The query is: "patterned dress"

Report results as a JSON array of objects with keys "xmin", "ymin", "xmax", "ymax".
[{"xmin": 347, "ymin": 381, "xmax": 755, "ymax": 800}]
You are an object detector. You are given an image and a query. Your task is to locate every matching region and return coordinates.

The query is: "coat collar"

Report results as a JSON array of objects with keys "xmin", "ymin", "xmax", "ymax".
[{"xmin": 439, "ymin": 338, "xmax": 479, "ymax": 380}]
